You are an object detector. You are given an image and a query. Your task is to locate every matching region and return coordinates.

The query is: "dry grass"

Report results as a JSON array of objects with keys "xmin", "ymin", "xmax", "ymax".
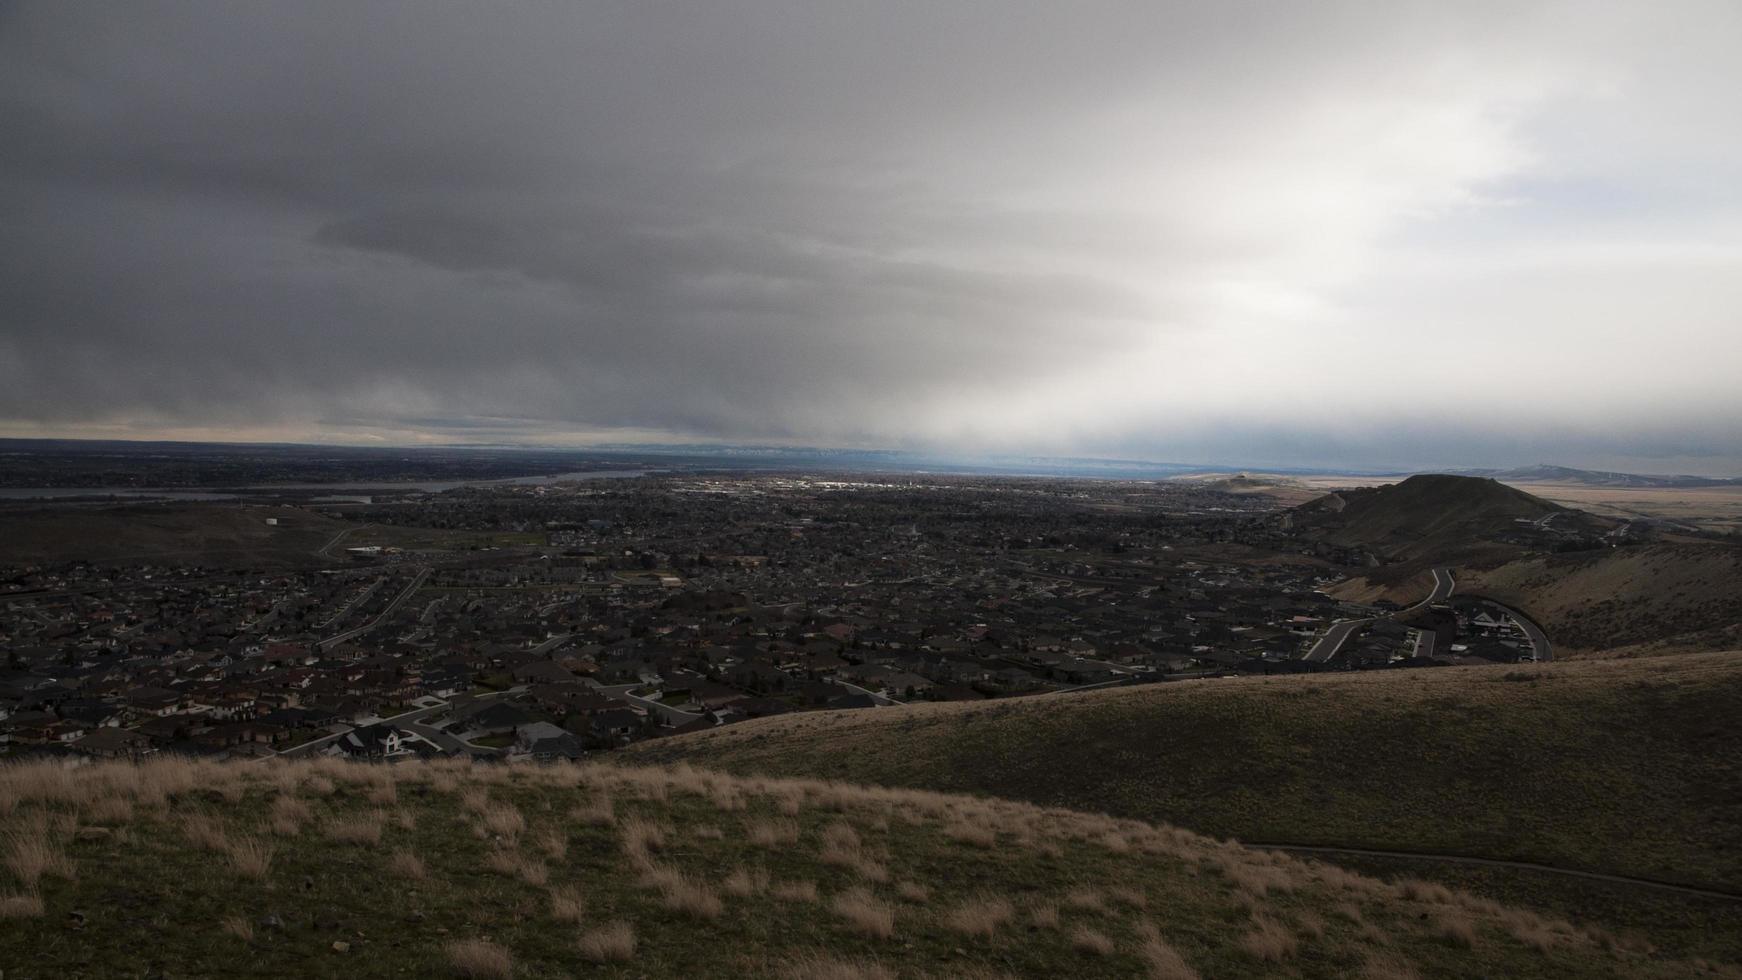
[
  {"xmin": 577, "ymin": 921, "xmax": 636, "ymax": 963},
  {"xmin": 748, "ymin": 817, "xmax": 801, "ymax": 847},
  {"xmin": 1398, "ymin": 878, "xmax": 1456, "ymax": 904},
  {"xmin": 1108, "ymin": 884, "xmax": 1149, "ymax": 909},
  {"xmin": 619, "ymin": 816, "xmax": 667, "ymax": 865},
  {"xmin": 484, "ymin": 849, "xmax": 549, "ymax": 886},
  {"xmin": 83, "ymin": 795, "xmax": 135, "ymax": 825},
  {"xmin": 481, "ymin": 804, "xmax": 526, "ymax": 840},
  {"xmin": 772, "ymin": 880, "xmax": 821, "ymax": 903},
  {"xmin": 894, "ymin": 880, "xmax": 929, "ymax": 903},
  {"xmin": 1135, "ymin": 922, "xmax": 1200, "ymax": 980},
  {"xmin": 304, "ymin": 774, "xmax": 336, "ymax": 797},
  {"xmin": 445, "ymin": 938, "xmax": 512, "ymax": 979},
  {"xmin": 225, "ymin": 836, "xmax": 273, "ymax": 879},
  {"xmin": 222, "ymin": 913, "xmax": 254, "ymax": 941},
  {"xmin": 830, "ymin": 885, "xmax": 896, "ymax": 939},
  {"xmin": 533, "ymin": 827, "xmax": 566, "ymax": 860},
  {"xmin": 778, "ymin": 956, "xmax": 898, "ymax": 980},
  {"xmin": 388, "ymin": 849, "xmax": 426, "ymax": 880},
  {"xmin": 724, "ymin": 865, "xmax": 770, "ymax": 897},
  {"xmin": 0, "ymin": 892, "xmax": 44, "ymax": 919},
  {"xmin": 943, "ymin": 820, "xmax": 997, "ymax": 847},
  {"xmin": 1239, "ymin": 914, "xmax": 1299, "ymax": 962},
  {"xmin": 549, "ymin": 885, "xmax": 586, "ymax": 923},
  {"xmin": 1070, "ymin": 926, "xmax": 1116, "ymax": 955},
  {"xmin": 1432, "ymin": 909, "xmax": 1480, "ymax": 948},
  {"xmin": 1360, "ymin": 953, "xmax": 1423, "ymax": 980},
  {"xmin": 945, "ymin": 894, "xmax": 1015, "ymax": 937},
  {"xmin": 1029, "ymin": 902, "xmax": 1061, "ymax": 929},
  {"xmin": 639, "ymin": 863, "xmax": 723, "ymax": 919},
  {"xmin": 817, "ymin": 820, "xmax": 888, "ymax": 881},
  {"xmin": 1064, "ymin": 886, "xmax": 1106, "ymax": 911},
  {"xmin": 181, "ymin": 813, "xmax": 232, "ymax": 853},
  {"xmin": 326, "ymin": 811, "xmax": 384, "ymax": 845},
  {"xmin": 5, "ymin": 826, "xmax": 75, "ymax": 885},
  {"xmin": 568, "ymin": 795, "xmax": 615, "ymax": 827}
]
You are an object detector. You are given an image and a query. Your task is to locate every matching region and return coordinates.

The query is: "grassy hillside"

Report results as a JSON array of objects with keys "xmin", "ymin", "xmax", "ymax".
[
  {"xmin": 0, "ymin": 757, "xmax": 1722, "ymax": 980},
  {"xmin": 632, "ymin": 654, "xmax": 1742, "ymax": 889},
  {"xmin": 1459, "ymin": 543, "xmax": 1742, "ymax": 657}
]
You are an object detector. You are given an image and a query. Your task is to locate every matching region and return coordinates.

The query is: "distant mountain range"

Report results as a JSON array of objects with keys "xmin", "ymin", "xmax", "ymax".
[{"xmin": 1455, "ymin": 464, "xmax": 1742, "ymax": 489}]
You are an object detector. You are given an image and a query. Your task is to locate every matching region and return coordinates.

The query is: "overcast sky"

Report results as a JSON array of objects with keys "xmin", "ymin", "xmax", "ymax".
[{"xmin": 3, "ymin": 2, "xmax": 1740, "ymax": 474}]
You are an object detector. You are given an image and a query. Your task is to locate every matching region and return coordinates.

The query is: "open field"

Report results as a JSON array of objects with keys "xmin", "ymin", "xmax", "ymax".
[
  {"xmin": 0, "ymin": 503, "xmax": 349, "ymax": 567},
  {"xmin": 346, "ymin": 525, "xmax": 545, "ymax": 553},
  {"xmin": 1502, "ymin": 483, "xmax": 1742, "ymax": 534},
  {"xmin": 632, "ymin": 652, "xmax": 1742, "ymax": 961},
  {"xmin": 1, "ymin": 757, "xmax": 1724, "ymax": 979}
]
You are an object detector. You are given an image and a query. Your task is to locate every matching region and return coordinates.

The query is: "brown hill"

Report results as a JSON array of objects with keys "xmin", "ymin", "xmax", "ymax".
[
  {"xmin": 1459, "ymin": 541, "xmax": 1742, "ymax": 657},
  {"xmin": 1293, "ymin": 474, "xmax": 1577, "ymax": 561}
]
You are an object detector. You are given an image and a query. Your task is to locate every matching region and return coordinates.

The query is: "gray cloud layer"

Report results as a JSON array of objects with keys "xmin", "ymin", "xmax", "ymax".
[{"xmin": 3, "ymin": 2, "xmax": 1740, "ymax": 472}]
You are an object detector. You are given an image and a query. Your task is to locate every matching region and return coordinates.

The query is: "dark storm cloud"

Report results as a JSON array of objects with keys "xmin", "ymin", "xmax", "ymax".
[{"xmin": 2, "ymin": 1, "xmax": 1740, "ymax": 471}]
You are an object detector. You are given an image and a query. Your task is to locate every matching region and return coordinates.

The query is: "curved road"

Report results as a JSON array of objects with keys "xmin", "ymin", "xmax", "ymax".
[{"xmin": 1303, "ymin": 567, "xmax": 1454, "ymax": 663}]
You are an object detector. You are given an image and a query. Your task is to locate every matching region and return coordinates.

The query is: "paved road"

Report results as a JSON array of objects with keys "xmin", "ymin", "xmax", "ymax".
[
  {"xmin": 1413, "ymin": 629, "xmax": 1437, "ymax": 660},
  {"xmin": 314, "ymin": 576, "xmax": 384, "ymax": 630},
  {"xmin": 1303, "ymin": 567, "xmax": 1456, "ymax": 663},
  {"xmin": 591, "ymin": 683, "xmax": 707, "ymax": 725},
  {"xmin": 1251, "ymin": 843, "xmax": 1741, "ymax": 902},
  {"xmin": 1513, "ymin": 614, "xmax": 1553, "ymax": 662},
  {"xmin": 1488, "ymin": 602, "xmax": 1553, "ymax": 662},
  {"xmin": 1302, "ymin": 618, "xmax": 1372, "ymax": 663},
  {"xmin": 319, "ymin": 567, "xmax": 429, "ymax": 650},
  {"xmin": 831, "ymin": 678, "xmax": 904, "ymax": 706},
  {"xmin": 530, "ymin": 632, "xmax": 577, "ymax": 655},
  {"xmin": 316, "ymin": 523, "xmax": 372, "ymax": 561},
  {"xmin": 1419, "ymin": 567, "xmax": 1456, "ymax": 606},
  {"xmin": 271, "ymin": 689, "xmax": 523, "ymax": 759}
]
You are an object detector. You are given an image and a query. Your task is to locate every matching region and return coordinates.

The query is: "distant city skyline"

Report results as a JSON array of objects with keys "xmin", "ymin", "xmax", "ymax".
[{"xmin": 4, "ymin": 2, "xmax": 1740, "ymax": 476}]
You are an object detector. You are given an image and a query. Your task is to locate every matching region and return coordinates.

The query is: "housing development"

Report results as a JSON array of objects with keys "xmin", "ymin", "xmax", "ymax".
[{"xmin": 1, "ymin": 474, "xmax": 1579, "ymax": 763}]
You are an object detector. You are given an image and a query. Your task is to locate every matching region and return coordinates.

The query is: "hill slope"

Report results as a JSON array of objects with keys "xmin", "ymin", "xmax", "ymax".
[
  {"xmin": 1458, "ymin": 543, "xmax": 1742, "ymax": 657},
  {"xmin": 1292, "ymin": 474, "xmax": 1588, "ymax": 561},
  {"xmin": 1, "ymin": 757, "xmax": 1699, "ymax": 979},
  {"xmin": 632, "ymin": 654, "xmax": 1742, "ymax": 892}
]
